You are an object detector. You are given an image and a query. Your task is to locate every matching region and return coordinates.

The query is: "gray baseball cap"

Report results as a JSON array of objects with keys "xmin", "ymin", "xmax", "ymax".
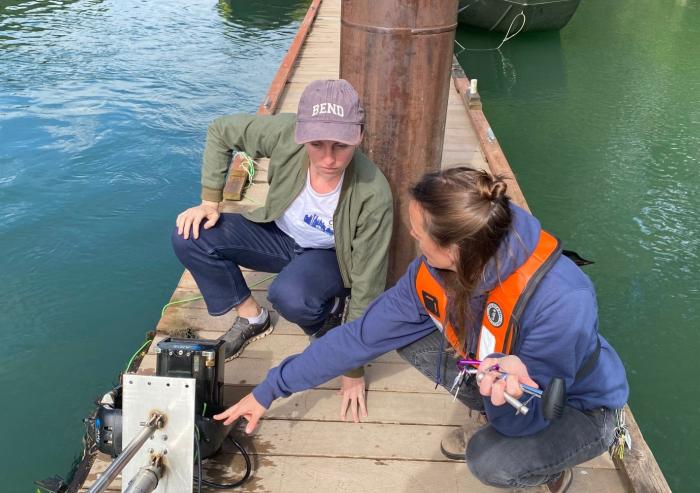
[{"xmin": 295, "ymin": 79, "xmax": 364, "ymax": 145}]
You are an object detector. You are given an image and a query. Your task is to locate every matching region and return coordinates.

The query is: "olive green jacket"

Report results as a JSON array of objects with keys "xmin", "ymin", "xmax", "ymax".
[{"xmin": 201, "ymin": 113, "xmax": 394, "ymax": 324}]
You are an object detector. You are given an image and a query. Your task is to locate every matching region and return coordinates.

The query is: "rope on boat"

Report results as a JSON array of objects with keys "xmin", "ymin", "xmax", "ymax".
[{"xmin": 457, "ymin": 11, "xmax": 527, "ymax": 54}]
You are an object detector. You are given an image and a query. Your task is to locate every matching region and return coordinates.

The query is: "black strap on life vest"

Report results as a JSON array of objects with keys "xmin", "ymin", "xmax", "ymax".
[
  {"xmin": 562, "ymin": 249, "xmax": 594, "ymax": 267},
  {"xmin": 507, "ymin": 237, "xmax": 563, "ymax": 354},
  {"xmin": 575, "ymin": 336, "xmax": 601, "ymax": 381},
  {"xmin": 563, "ymin": 248, "xmax": 600, "ymax": 382}
]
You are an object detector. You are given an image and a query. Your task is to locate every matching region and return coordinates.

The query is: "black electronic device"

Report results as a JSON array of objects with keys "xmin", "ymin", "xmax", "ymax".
[
  {"xmin": 86, "ymin": 337, "xmax": 231, "ymax": 460},
  {"xmin": 155, "ymin": 337, "xmax": 226, "ymax": 411},
  {"xmin": 85, "ymin": 386, "xmax": 123, "ymax": 458}
]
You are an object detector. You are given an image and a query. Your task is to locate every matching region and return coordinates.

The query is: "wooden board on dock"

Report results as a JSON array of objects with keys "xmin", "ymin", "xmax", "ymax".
[{"xmin": 80, "ymin": 0, "xmax": 660, "ymax": 491}]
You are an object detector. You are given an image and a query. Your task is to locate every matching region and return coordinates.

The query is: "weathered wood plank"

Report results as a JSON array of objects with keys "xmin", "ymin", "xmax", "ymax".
[
  {"xmin": 439, "ymin": 61, "xmax": 488, "ymax": 172},
  {"xmin": 580, "ymin": 453, "xmax": 617, "ymax": 470},
  {"xmin": 161, "ymin": 287, "xmax": 268, "ymax": 312},
  {"xmin": 222, "ymin": 154, "xmax": 251, "ymax": 201},
  {"xmin": 443, "ymin": 152, "xmax": 487, "ymax": 170},
  {"xmin": 80, "ymin": 452, "xmax": 621, "ymax": 493},
  {"xmin": 226, "ymin": 386, "xmax": 472, "ymax": 426},
  {"xmin": 614, "ymin": 404, "xmax": 671, "ymax": 492},
  {"xmin": 239, "ymin": 420, "xmax": 480, "ymax": 462},
  {"xmin": 205, "ymin": 453, "xmax": 623, "ymax": 493},
  {"xmin": 157, "ymin": 303, "xmax": 303, "ymax": 335},
  {"xmin": 177, "ymin": 269, "xmax": 276, "ymax": 292},
  {"xmin": 207, "ymin": 455, "xmax": 499, "ymax": 493},
  {"xmin": 78, "ymin": 456, "xmax": 122, "ymax": 492},
  {"xmin": 138, "ymin": 352, "xmax": 441, "ymax": 395},
  {"xmin": 223, "ymin": 357, "xmax": 445, "ymax": 394},
  {"xmin": 567, "ymin": 469, "xmax": 630, "ymax": 493},
  {"xmin": 149, "ymin": 327, "xmax": 406, "ymax": 365}
]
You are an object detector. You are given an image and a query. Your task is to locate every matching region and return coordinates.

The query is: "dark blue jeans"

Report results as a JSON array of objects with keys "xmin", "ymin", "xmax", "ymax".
[
  {"xmin": 397, "ymin": 330, "xmax": 616, "ymax": 489},
  {"xmin": 172, "ymin": 213, "xmax": 348, "ymax": 334}
]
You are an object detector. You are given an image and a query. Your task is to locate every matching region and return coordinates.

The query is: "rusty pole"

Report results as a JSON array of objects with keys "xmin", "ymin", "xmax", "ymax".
[{"xmin": 340, "ymin": 0, "xmax": 458, "ymax": 284}]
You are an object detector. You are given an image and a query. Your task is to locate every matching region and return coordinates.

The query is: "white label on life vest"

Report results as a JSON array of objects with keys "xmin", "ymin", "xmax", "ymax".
[
  {"xmin": 479, "ymin": 325, "xmax": 496, "ymax": 360},
  {"xmin": 428, "ymin": 314, "xmax": 444, "ymax": 333}
]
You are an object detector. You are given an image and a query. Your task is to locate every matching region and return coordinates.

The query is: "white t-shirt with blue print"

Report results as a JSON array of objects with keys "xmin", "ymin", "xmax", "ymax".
[{"xmin": 275, "ymin": 172, "xmax": 343, "ymax": 249}]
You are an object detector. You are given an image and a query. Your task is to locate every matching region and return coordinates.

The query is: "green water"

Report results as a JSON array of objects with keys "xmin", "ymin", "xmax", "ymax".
[
  {"xmin": 456, "ymin": 1, "xmax": 699, "ymax": 491},
  {"xmin": 1, "ymin": 0, "xmax": 697, "ymax": 491},
  {"xmin": 0, "ymin": 0, "xmax": 306, "ymax": 490}
]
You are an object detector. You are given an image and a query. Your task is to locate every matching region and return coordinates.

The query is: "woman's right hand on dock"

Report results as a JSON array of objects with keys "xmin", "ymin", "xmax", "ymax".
[
  {"xmin": 176, "ymin": 200, "xmax": 220, "ymax": 240},
  {"xmin": 214, "ymin": 393, "xmax": 266, "ymax": 433}
]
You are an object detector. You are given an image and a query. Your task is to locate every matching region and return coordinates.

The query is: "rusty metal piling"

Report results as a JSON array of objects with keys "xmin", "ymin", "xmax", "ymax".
[{"xmin": 340, "ymin": 0, "xmax": 458, "ymax": 283}]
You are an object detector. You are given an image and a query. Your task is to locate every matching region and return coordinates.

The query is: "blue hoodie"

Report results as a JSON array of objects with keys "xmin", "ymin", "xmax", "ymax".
[{"xmin": 253, "ymin": 205, "xmax": 629, "ymax": 437}]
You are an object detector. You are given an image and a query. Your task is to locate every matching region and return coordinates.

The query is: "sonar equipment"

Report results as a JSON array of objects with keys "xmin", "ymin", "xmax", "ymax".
[{"xmin": 83, "ymin": 337, "xmax": 251, "ymax": 493}]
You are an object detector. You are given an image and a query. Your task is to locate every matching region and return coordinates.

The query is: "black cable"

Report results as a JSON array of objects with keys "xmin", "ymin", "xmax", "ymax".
[
  {"xmin": 193, "ymin": 435, "xmax": 252, "ymax": 489},
  {"xmin": 194, "ymin": 433, "xmax": 202, "ymax": 493}
]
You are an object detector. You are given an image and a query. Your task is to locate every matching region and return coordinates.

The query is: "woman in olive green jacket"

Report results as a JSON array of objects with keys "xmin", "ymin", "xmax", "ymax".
[{"xmin": 172, "ymin": 80, "xmax": 393, "ymax": 422}]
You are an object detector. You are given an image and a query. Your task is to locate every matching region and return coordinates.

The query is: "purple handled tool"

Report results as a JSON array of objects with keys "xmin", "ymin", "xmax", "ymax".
[
  {"xmin": 457, "ymin": 359, "xmax": 499, "ymax": 371},
  {"xmin": 458, "ymin": 360, "xmax": 534, "ymax": 415},
  {"xmin": 457, "ymin": 360, "xmax": 565, "ymax": 420}
]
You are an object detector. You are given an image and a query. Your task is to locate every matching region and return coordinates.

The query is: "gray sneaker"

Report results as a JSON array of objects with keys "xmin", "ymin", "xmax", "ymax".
[
  {"xmin": 546, "ymin": 469, "xmax": 573, "ymax": 493},
  {"xmin": 440, "ymin": 427, "xmax": 468, "ymax": 460},
  {"xmin": 220, "ymin": 308, "xmax": 272, "ymax": 361},
  {"xmin": 311, "ymin": 296, "xmax": 347, "ymax": 339}
]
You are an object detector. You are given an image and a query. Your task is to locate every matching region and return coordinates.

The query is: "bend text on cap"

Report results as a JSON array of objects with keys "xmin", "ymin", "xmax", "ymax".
[{"xmin": 312, "ymin": 103, "xmax": 345, "ymax": 117}]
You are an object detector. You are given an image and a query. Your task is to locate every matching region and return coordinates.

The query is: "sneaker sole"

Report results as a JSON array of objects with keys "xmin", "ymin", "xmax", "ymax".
[
  {"xmin": 559, "ymin": 470, "xmax": 573, "ymax": 493},
  {"xmin": 547, "ymin": 469, "xmax": 573, "ymax": 493},
  {"xmin": 439, "ymin": 443, "xmax": 466, "ymax": 461},
  {"xmin": 224, "ymin": 321, "xmax": 274, "ymax": 362}
]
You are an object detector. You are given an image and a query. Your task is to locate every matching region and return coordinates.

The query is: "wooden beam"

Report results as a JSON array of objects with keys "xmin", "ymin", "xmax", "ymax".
[
  {"xmin": 258, "ymin": 0, "xmax": 323, "ymax": 116},
  {"xmin": 222, "ymin": 152, "xmax": 250, "ymax": 201},
  {"xmin": 614, "ymin": 404, "xmax": 672, "ymax": 492}
]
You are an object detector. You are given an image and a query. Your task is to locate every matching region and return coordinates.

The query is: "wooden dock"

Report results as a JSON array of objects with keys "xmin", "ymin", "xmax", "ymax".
[{"xmin": 79, "ymin": 0, "xmax": 667, "ymax": 491}]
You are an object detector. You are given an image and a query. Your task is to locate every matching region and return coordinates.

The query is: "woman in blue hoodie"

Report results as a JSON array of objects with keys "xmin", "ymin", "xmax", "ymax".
[{"xmin": 215, "ymin": 167, "xmax": 629, "ymax": 492}]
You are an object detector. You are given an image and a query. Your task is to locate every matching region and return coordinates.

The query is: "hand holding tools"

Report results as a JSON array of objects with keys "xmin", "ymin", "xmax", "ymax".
[{"xmin": 458, "ymin": 359, "xmax": 566, "ymax": 419}]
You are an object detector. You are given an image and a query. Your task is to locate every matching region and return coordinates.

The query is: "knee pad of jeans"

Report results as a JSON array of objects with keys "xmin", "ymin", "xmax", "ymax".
[
  {"xmin": 171, "ymin": 227, "xmax": 191, "ymax": 260},
  {"xmin": 397, "ymin": 346, "xmax": 438, "ymax": 370},
  {"xmin": 466, "ymin": 433, "xmax": 519, "ymax": 487},
  {"xmin": 269, "ymin": 287, "xmax": 323, "ymax": 325}
]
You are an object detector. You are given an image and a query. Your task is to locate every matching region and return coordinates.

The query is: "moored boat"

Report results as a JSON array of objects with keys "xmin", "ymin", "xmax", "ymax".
[{"xmin": 458, "ymin": 0, "xmax": 581, "ymax": 33}]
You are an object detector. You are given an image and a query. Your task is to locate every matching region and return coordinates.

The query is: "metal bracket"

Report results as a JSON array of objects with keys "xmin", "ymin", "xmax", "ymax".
[{"xmin": 122, "ymin": 375, "xmax": 195, "ymax": 493}]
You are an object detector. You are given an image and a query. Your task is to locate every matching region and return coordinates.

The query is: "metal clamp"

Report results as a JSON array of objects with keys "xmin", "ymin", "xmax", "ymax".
[{"xmin": 87, "ymin": 411, "xmax": 165, "ymax": 493}]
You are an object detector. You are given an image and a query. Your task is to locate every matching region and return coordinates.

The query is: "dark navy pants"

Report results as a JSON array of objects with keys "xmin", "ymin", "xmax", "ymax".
[
  {"xmin": 171, "ymin": 213, "xmax": 348, "ymax": 334},
  {"xmin": 397, "ymin": 330, "xmax": 615, "ymax": 488}
]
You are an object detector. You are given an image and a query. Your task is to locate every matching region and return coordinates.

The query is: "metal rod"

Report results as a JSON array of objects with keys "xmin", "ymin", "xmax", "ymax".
[
  {"xmin": 503, "ymin": 392, "xmax": 529, "ymax": 415},
  {"xmin": 475, "ymin": 372, "xmax": 529, "ymax": 414},
  {"xmin": 87, "ymin": 413, "xmax": 164, "ymax": 493},
  {"xmin": 463, "ymin": 362, "xmax": 543, "ymax": 399},
  {"xmin": 124, "ymin": 464, "xmax": 163, "ymax": 493}
]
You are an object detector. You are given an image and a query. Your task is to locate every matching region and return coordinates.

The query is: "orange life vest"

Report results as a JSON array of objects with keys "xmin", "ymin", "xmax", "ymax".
[{"xmin": 414, "ymin": 230, "xmax": 561, "ymax": 360}]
